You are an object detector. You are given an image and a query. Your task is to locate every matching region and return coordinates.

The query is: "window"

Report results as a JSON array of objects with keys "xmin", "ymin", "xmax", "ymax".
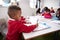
[
  {"xmin": 30, "ymin": 0, "xmax": 36, "ymax": 8},
  {"xmin": 0, "ymin": 0, "xmax": 19, "ymax": 7},
  {"xmin": 30, "ymin": 0, "xmax": 41, "ymax": 8},
  {"xmin": 3, "ymin": 0, "xmax": 11, "ymax": 4}
]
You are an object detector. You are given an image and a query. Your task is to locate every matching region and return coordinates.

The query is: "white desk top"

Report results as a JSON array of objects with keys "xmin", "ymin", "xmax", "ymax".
[{"xmin": 23, "ymin": 16, "xmax": 60, "ymax": 40}]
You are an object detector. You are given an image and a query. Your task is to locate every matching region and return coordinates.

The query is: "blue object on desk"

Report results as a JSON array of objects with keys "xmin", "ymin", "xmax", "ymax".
[
  {"xmin": 52, "ymin": 16, "xmax": 58, "ymax": 20},
  {"xmin": 43, "ymin": 23, "xmax": 46, "ymax": 25},
  {"xmin": 41, "ymin": 22, "xmax": 46, "ymax": 25},
  {"xmin": 51, "ymin": 16, "xmax": 60, "ymax": 23},
  {"xmin": 41, "ymin": 22, "xmax": 51, "ymax": 28}
]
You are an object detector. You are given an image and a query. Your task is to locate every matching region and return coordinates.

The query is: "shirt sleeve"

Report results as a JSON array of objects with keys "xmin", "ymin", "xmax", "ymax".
[
  {"xmin": 19, "ymin": 24, "xmax": 37, "ymax": 33},
  {"xmin": 20, "ymin": 16, "xmax": 26, "ymax": 24}
]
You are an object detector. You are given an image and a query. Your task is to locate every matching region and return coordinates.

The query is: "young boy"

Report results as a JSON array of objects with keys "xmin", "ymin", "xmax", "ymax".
[
  {"xmin": 42, "ymin": 9, "xmax": 52, "ymax": 19},
  {"xmin": 6, "ymin": 6, "xmax": 38, "ymax": 40},
  {"xmin": 50, "ymin": 7, "xmax": 55, "ymax": 13},
  {"xmin": 56, "ymin": 8, "xmax": 60, "ymax": 20}
]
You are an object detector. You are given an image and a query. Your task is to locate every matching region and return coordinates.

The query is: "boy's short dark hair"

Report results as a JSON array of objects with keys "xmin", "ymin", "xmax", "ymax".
[
  {"xmin": 8, "ymin": 5, "xmax": 21, "ymax": 19},
  {"xmin": 57, "ymin": 8, "xmax": 60, "ymax": 11},
  {"xmin": 44, "ymin": 7, "xmax": 48, "ymax": 11},
  {"xmin": 56, "ymin": 8, "xmax": 60, "ymax": 20},
  {"xmin": 45, "ymin": 9, "xmax": 50, "ymax": 12}
]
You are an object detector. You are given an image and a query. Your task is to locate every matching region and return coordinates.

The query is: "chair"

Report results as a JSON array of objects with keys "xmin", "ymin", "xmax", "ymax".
[{"xmin": 0, "ymin": 18, "xmax": 8, "ymax": 40}]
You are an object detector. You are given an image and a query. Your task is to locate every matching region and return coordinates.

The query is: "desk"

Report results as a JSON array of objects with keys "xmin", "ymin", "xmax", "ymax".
[{"xmin": 23, "ymin": 16, "xmax": 60, "ymax": 40}]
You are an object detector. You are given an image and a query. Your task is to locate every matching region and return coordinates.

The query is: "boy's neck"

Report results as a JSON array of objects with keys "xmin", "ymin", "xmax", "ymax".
[{"xmin": 15, "ymin": 17, "xmax": 21, "ymax": 21}]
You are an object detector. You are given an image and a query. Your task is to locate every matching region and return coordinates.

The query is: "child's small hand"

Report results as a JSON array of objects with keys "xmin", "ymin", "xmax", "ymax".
[{"xmin": 35, "ymin": 23, "xmax": 38, "ymax": 27}]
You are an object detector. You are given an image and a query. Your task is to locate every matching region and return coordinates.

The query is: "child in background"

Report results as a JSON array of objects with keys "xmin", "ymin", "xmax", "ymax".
[
  {"xmin": 42, "ymin": 7, "xmax": 48, "ymax": 13},
  {"xmin": 36, "ymin": 8, "xmax": 41, "ymax": 15},
  {"xmin": 6, "ymin": 6, "xmax": 38, "ymax": 40},
  {"xmin": 56, "ymin": 8, "xmax": 60, "ymax": 20},
  {"xmin": 42, "ymin": 9, "xmax": 52, "ymax": 19},
  {"xmin": 50, "ymin": 7, "xmax": 55, "ymax": 13}
]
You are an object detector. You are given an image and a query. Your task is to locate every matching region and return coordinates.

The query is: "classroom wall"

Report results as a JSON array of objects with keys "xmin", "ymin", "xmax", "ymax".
[
  {"xmin": 19, "ymin": 0, "xmax": 36, "ymax": 17},
  {"xmin": 0, "ymin": 0, "xmax": 60, "ymax": 19},
  {"xmin": 0, "ymin": 6, "xmax": 8, "ymax": 19},
  {"xmin": 43, "ymin": 0, "xmax": 60, "ymax": 10},
  {"xmin": 0, "ymin": 0, "xmax": 35, "ymax": 19}
]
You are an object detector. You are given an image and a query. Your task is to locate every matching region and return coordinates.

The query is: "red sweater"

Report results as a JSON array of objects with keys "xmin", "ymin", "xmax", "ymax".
[
  {"xmin": 42, "ymin": 13, "xmax": 52, "ymax": 19},
  {"xmin": 50, "ymin": 10, "xmax": 55, "ymax": 13},
  {"xmin": 6, "ymin": 17, "xmax": 36, "ymax": 40}
]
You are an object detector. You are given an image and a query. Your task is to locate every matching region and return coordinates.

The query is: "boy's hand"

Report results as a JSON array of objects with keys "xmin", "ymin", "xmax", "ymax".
[
  {"xmin": 36, "ymin": 19, "xmax": 39, "ymax": 27},
  {"xmin": 35, "ymin": 23, "xmax": 38, "ymax": 27}
]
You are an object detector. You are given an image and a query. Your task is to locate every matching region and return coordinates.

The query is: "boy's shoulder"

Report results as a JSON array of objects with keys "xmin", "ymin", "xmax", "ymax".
[
  {"xmin": 8, "ymin": 19, "xmax": 19, "ymax": 25},
  {"xmin": 8, "ymin": 19, "xmax": 22, "ymax": 24},
  {"xmin": 8, "ymin": 18, "xmax": 15, "ymax": 22},
  {"xmin": 8, "ymin": 19, "xmax": 16, "ymax": 23}
]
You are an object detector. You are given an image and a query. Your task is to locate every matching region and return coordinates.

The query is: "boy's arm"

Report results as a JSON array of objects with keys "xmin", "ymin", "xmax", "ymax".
[{"xmin": 20, "ymin": 24, "xmax": 37, "ymax": 33}]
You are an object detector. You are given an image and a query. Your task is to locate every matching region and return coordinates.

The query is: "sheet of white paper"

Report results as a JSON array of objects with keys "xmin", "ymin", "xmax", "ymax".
[
  {"xmin": 51, "ymin": 20, "xmax": 60, "ymax": 25},
  {"xmin": 33, "ymin": 23, "xmax": 51, "ymax": 31},
  {"xmin": 28, "ymin": 16, "xmax": 38, "ymax": 24}
]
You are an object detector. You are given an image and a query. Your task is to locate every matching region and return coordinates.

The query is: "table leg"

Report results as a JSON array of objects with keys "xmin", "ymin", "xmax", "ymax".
[{"xmin": 54, "ymin": 31, "xmax": 60, "ymax": 40}]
